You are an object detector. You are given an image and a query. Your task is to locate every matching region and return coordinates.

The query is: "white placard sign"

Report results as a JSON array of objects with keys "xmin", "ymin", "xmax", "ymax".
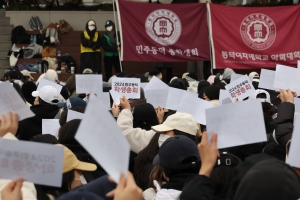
[
  {"xmin": 219, "ymin": 90, "xmax": 230, "ymax": 106},
  {"xmin": 288, "ymin": 116, "xmax": 300, "ymax": 168},
  {"xmin": 37, "ymin": 78, "xmax": 63, "ymax": 93},
  {"xmin": 0, "ymin": 81, "xmax": 34, "ymax": 121},
  {"xmin": 144, "ymin": 76, "xmax": 169, "ymax": 91},
  {"xmin": 111, "ymin": 77, "xmax": 140, "ymax": 99},
  {"xmin": 76, "ymin": 75, "xmax": 103, "ymax": 94},
  {"xmin": 145, "ymin": 89, "xmax": 169, "ymax": 108},
  {"xmin": 294, "ymin": 98, "xmax": 300, "ymax": 113},
  {"xmin": 206, "ymin": 99, "xmax": 267, "ymax": 149},
  {"xmin": 141, "ymin": 83, "xmax": 148, "ymax": 89},
  {"xmin": 42, "ymin": 119, "xmax": 60, "ymax": 137},
  {"xmin": 225, "ymin": 75, "xmax": 255, "ymax": 102},
  {"xmin": 258, "ymin": 69, "xmax": 278, "ymax": 91},
  {"xmin": 97, "ymin": 92, "xmax": 111, "ymax": 110},
  {"xmin": 0, "ymin": 138, "xmax": 64, "ymax": 187},
  {"xmin": 274, "ymin": 65, "xmax": 300, "ymax": 92},
  {"xmin": 109, "ymin": 90, "xmax": 122, "ymax": 105},
  {"xmin": 165, "ymin": 88, "xmax": 185, "ymax": 110},
  {"xmin": 177, "ymin": 91, "xmax": 214, "ymax": 125},
  {"xmin": 231, "ymin": 73, "xmax": 253, "ymax": 82},
  {"xmin": 67, "ymin": 110, "xmax": 84, "ymax": 122},
  {"xmin": 75, "ymin": 95, "xmax": 130, "ymax": 183}
]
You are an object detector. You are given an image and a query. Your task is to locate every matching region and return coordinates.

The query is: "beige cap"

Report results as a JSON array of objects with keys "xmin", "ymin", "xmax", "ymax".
[
  {"xmin": 151, "ymin": 112, "xmax": 198, "ymax": 136},
  {"xmin": 21, "ymin": 70, "xmax": 34, "ymax": 80},
  {"xmin": 56, "ymin": 144, "xmax": 97, "ymax": 173},
  {"xmin": 83, "ymin": 68, "xmax": 93, "ymax": 74}
]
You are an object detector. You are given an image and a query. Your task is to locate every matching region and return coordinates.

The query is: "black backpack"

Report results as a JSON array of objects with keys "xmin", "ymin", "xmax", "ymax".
[{"xmin": 11, "ymin": 25, "xmax": 30, "ymax": 44}]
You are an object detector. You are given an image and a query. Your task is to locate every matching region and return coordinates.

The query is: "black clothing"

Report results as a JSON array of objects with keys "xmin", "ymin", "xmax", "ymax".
[
  {"xmin": 104, "ymin": 56, "xmax": 121, "ymax": 81},
  {"xmin": 18, "ymin": 104, "xmax": 59, "ymax": 140}
]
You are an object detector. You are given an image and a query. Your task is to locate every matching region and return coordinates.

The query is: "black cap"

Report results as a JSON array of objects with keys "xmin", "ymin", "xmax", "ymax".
[
  {"xmin": 149, "ymin": 68, "xmax": 161, "ymax": 76},
  {"xmin": 133, "ymin": 103, "xmax": 156, "ymax": 121},
  {"xmin": 153, "ymin": 135, "xmax": 200, "ymax": 170},
  {"xmin": 204, "ymin": 85, "xmax": 220, "ymax": 100},
  {"xmin": 105, "ymin": 20, "xmax": 114, "ymax": 27}
]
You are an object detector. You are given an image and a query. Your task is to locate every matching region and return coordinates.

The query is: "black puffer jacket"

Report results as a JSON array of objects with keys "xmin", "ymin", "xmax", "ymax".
[{"xmin": 18, "ymin": 104, "xmax": 59, "ymax": 140}]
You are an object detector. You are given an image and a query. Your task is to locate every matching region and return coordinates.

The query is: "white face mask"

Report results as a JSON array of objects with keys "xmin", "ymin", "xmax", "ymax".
[
  {"xmin": 88, "ymin": 26, "xmax": 95, "ymax": 31},
  {"xmin": 158, "ymin": 134, "xmax": 170, "ymax": 147},
  {"xmin": 106, "ymin": 26, "xmax": 113, "ymax": 32},
  {"xmin": 74, "ymin": 175, "xmax": 87, "ymax": 185}
]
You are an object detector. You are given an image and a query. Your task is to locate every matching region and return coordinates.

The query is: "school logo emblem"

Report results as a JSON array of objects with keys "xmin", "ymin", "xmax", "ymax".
[
  {"xmin": 240, "ymin": 13, "xmax": 276, "ymax": 51},
  {"xmin": 145, "ymin": 9, "xmax": 181, "ymax": 46}
]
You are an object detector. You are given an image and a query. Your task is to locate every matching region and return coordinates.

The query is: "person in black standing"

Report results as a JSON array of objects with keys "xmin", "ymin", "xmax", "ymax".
[
  {"xmin": 101, "ymin": 20, "xmax": 121, "ymax": 81},
  {"xmin": 80, "ymin": 20, "xmax": 102, "ymax": 74}
]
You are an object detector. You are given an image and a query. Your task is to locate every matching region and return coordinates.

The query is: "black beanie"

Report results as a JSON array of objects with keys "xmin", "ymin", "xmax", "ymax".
[
  {"xmin": 149, "ymin": 69, "xmax": 161, "ymax": 76},
  {"xmin": 204, "ymin": 85, "xmax": 220, "ymax": 100},
  {"xmin": 133, "ymin": 103, "xmax": 157, "ymax": 121}
]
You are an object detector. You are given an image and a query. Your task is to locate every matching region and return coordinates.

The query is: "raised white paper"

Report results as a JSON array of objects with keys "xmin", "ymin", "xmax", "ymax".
[
  {"xmin": 258, "ymin": 69, "xmax": 278, "ymax": 91},
  {"xmin": 109, "ymin": 90, "xmax": 122, "ymax": 105},
  {"xmin": 42, "ymin": 119, "xmax": 60, "ymax": 137},
  {"xmin": 225, "ymin": 75, "xmax": 255, "ymax": 102},
  {"xmin": 144, "ymin": 76, "xmax": 169, "ymax": 91},
  {"xmin": 274, "ymin": 65, "xmax": 300, "ymax": 92},
  {"xmin": 287, "ymin": 116, "xmax": 300, "ymax": 168},
  {"xmin": 222, "ymin": 97, "xmax": 232, "ymax": 105},
  {"xmin": 294, "ymin": 98, "xmax": 300, "ymax": 113},
  {"xmin": 67, "ymin": 110, "xmax": 84, "ymax": 122},
  {"xmin": 231, "ymin": 73, "xmax": 253, "ymax": 82},
  {"xmin": 97, "ymin": 92, "xmax": 111, "ymax": 110},
  {"xmin": 0, "ymin": 81, "xmax": 34, "ymax": 121},
  {"xmin": 165, "ymin": 88, "xmax": 185, "ymax": 110},
  {"xmin": 76, "ymin": 75, "xmax": 103, "ymax": 95},
  {"xmin": 145, "ymin": 89, "xmax": 169, "ymax": 108},
  {"xmin": 206, "ymin": 99, "xmax": 267, "ymax": 149},
  {"xmin": 177, "ymin": 91, "xmax": 214, "ymax": 125},
  {"xmin": 0, "ymin": 138, "xmax": 64, "ymax": 187},
  {"xmin": 75, "ymin": 95, "xmax": 130, "ymax": 183},
  {"xmin": 298, "ymin": 60, "xmax": 300, "ymax": 68},
  {"xmin": 111, "ymin": 77, "xmax": 140, "ymax": 99},
  {"xmin": 141, "ymin": 83, "xmax": 148, "ymax": 89},
  {"xmin": 219, "ymin": 90, "xmax": 230, "ymax": 106},
  {"xmin": 37, "ymin": 78, "xmax": 62, "ymax": 93}
]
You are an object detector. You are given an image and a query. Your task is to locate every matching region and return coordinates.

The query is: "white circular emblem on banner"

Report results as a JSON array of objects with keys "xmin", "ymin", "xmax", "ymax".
[
  {"xmin": 240, "ymin": 13, "xmax": 276, "ymax": 51},
  {"xmin": 145, "ymin": 9, "xmax": 182, "ymax": 46}
]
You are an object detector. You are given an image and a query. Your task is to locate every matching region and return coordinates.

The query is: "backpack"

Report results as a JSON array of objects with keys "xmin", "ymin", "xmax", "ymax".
[
  {"xmin": 29, "ymin": 16, "xmax": 44, "ymax": 30},
  {"xmin": 58, "ymin": 20, "xmax": 73, "ymax": 34},
  {"xmin": 44, "ymin": 28, "xmax": 59, "ymax": 45},
  {"xmin": 11, "ymin": 25, "xmax": 30, "ymax": 44}
]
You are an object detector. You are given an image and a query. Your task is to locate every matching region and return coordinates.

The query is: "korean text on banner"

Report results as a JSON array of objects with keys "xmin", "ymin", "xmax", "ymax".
[
  {"xmin": 0, "ymin": 81, "xmax": 34, "ymax": 121},
  {"xmin": 116, "ymin": 0, "xmax": 210, "ymax": 62},
  {"xmin": 75, "ymin": 75, "xmax": 103, "ymax": 94},
  {"xmin": 208, "ymin": 4, "xmax": 300, "ymax": 69},
  {"xmin": 225, "ymin": 75, "xmax": 255, "ymax": 102},
  {"xmin": 0, "ymin": 139, "xmax": 64, "ymax": 187},
  {"xmin": 206, "ymin": 99, "xmax": 267, "ymax": 149},
  {"xmin": 112, "ymin": 77, "xmax": 140, "ymax": 99},
  {"xmin": 75, "ymin": 95, "xmax": 130, "ymax": 183}
]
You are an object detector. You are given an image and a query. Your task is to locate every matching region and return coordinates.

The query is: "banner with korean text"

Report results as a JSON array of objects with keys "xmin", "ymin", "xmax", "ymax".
[
  {"xmin": 116, "ymin": 0, "xmax": 210, "ymax": 62},
  {"xmin": 208, "ymin": 4, "xmax": 300, "ymax": 69}
]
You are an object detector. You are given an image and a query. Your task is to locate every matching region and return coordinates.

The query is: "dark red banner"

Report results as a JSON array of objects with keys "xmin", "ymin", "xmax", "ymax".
[
  {"xmin": 208, "ymin": 4, "xmax": 300, "ymax": 69},
  {"xmin": 117, "ymin": 1, "xmax": 210, "ymax": 62}
]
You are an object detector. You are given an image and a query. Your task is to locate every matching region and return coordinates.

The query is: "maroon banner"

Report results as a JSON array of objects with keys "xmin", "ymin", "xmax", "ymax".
[
  {"xmin": 117, "ymin": 1, "xmax": 210, "ymax": 62},
  {"xmin": 209, "ymin": 4, "xmax": 300, "ymax": 69}
]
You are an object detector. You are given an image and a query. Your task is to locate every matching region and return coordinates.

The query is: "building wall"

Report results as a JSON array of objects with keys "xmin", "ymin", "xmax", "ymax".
[{"xmin": 5, "ymin": 11, "xmax": 119, "ymax": 31}]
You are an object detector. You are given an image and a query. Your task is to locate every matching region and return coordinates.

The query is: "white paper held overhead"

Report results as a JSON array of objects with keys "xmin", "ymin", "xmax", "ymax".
[
  {"xmin": 75, "ymin": 95, "xmax": 130, "ymax": 183},
  {"xmin": 37, "ymin": 78, "xmax": 63, "ymax": 93},
  {"xmin": 258, "ymin": 69, "xmax": 278, "ymax": 91},
  {"xmin": 0, "ymin": 139, "xmax": 64, "ymax": 187},
  {"xmin": 0, "ymin": 81, "xmax": 34, "ymax": 121},
  {"xmin": 206, "ymin": 99, "xmax": 267, "ymax": 149},
  {"xmin": 67, "ymin": 110, "xmax": 84, "ymax": 122},
  {"xmin": 287, "ymin": 116, "xmax": 300, "ymax": 168},
  {"xmin": 225, "ymin": 75, "xmax": 255, "ymax": 102},
  {"xmin": 144, "ymin": 76, "xmax": 169, "ymax": 91},
  {"xmin": 274, "ymin": 64, "xmax": 300, "ymax": 92},
  {"xmin": 145, "ymin": 89, "xmax": 169, "ymax": 108},
  {"xmin": 111, "ymin": 77, "xmax": 140, "ymax": 99},
  {"xmin": 76, "ymin": 75, "xmax": 103, "ymax": 94},
  {"xmin": 42, "ymin": 119, "xmax": 60, "ymax": 137}
]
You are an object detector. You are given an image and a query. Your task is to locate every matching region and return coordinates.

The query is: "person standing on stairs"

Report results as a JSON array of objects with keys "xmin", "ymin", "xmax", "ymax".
[
  {"xmin": 80, "ymin": 20, "xmax": 102, "ymax": 74},
  {"xmin": 101, "ymin": 20, "xmax": 121, "ymax": 81}
]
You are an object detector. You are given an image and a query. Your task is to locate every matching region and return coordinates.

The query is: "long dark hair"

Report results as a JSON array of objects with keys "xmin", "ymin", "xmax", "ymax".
[
  {"xmin": 132, "ymin": 103, "xmax": 159, "ymax": 130},
  {"xmin": 58, "ymin": 119, "xmax": 81, "ymax": 145},
  {"xmin": 59, "ymin": 106, "xmax": 86, "ymax": 126},
  {"xmin": 134, "ymin": 132, "xmax": 160, "ymax": 189},
  {"xmin": 62, "ymin": 170, "xmax": 75, "ymax": 192}
]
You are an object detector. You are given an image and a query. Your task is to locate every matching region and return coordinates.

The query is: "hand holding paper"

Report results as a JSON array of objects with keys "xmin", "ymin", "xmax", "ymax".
[
  {"xmin": 278, "ymin": 89, "xmax": 294, "ymax": 104},
  {"xmin": 0, "ymin": 112, "xmax": 19, "ymax": 137},
  {"xmin": 120, "ymin": 96, "xmax": 131, "ymax": 110},
  {"xmin": 1, "ymin": 178, "xmax": 23, "ymax": 200}
]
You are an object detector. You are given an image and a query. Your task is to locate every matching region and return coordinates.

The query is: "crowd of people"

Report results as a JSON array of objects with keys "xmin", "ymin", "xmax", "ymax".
[{"xmin": 0, "ymin": 66, "xmax": 299, "ymax": 200}]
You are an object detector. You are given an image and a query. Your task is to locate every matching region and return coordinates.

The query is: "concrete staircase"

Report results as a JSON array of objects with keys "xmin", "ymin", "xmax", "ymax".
[{"xmin": 0, "ymin": 9, "xmax": 11, "ymax": 77}]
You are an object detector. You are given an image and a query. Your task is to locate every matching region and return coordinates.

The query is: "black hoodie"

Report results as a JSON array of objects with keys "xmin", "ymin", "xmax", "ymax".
[
  {"xmin": 80, "ymin": 20, "xmax": 101, "ymax": 51},
  {"xmin": 18, "ymin": 104, "xmax": 59, "ymax": 140}
]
